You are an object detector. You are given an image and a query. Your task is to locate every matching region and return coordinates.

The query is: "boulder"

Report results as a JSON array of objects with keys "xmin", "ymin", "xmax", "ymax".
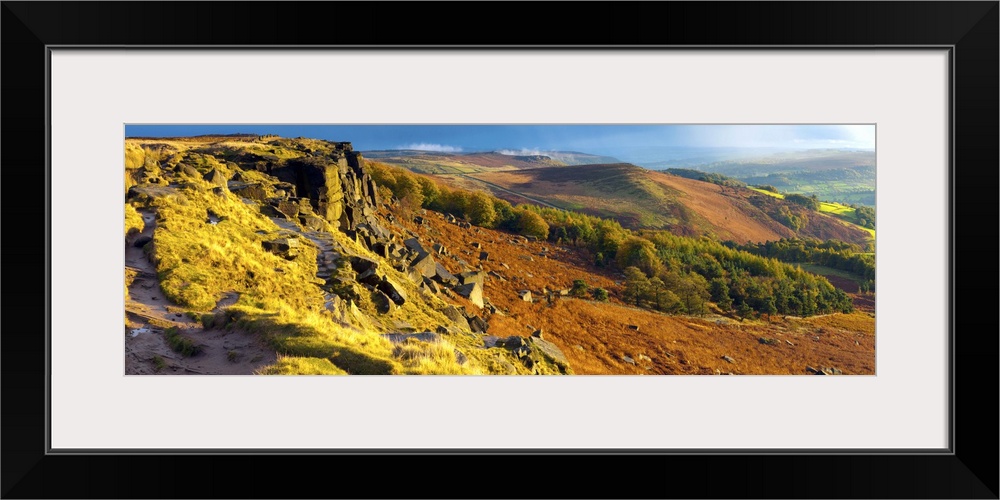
[
  {"xmin": 529, "ymin": 336, "xmax": 572, "ymax": 373},
  {"xmin": 404, "ymin": 238, "xmax": 427, "ymax": 255},
  {"xmin": 372, "ymin": 291, "xmax": 396, "ymax": 314},
  {"xmin": 299, "ymin": 214, "xmax": 325, "ymax": 231},
  {"xmin": 381, "ymin": 332, "xmax": 441, "ymax": 344},
  {"xmin": 458, "ymin": 271, "xmax": 485, "ymax": 286},
  {"xmin": 410, "ymin": 252, "xmax": 437, "ymax": 279},
  {"xmin": 517, "ymin": 290, "xmax": 533, "ymax": 302},
  {"xmin": 348, "ymin": 256, "xmax": 379, "ymax": 274},
  {"xmin": 273, "ymin": 199, "xmax": 300, "ymax": 220},
  {"xmin": 467, "ymin": 314, "xmax": 489, "ymax": 333},
  {"xmin": 502, "ymin": 336, "xmax": 527, "ymax": 349},
  {"xmin": 228, "ymin": 181, "xmax": 269, "ymax": 201},
  {"xmin": 442, "ymin": 305, "xmax": 470, "ymax": 331},
  {"xmin": 434, "ymin": 263, "xmax": 459, "ymax": 286},
  {"xmin": 203, "ymin": 168, "xmax": 228, "ymax": 187},
  {"xmin": 377, "ymin": 278, "xmax": 407, "ymax": 305},
  {"xmin": 421, "ymin": 277, "xmax": 440, "ymax": 294},
  {"xmin": 432, "ymin": 243, "xmax": 447, "ymax": 255},
  {"xmin": 454, "ymin": 281, "xmax": 484, "ymax": 308},
  {"xmin": 133, "ymin": 235, "xmax": 153, "ymax": 248},
  {"xmin": 357, "ymin": 267, "xmax": 384, "ymax": 287},
  {"xmin": 531, "ymin": 328, "xmax": 544, "ymax": 339},
  {"xmin": 262, "ymin": 238, "xmax": 299, "ymax": 260}
]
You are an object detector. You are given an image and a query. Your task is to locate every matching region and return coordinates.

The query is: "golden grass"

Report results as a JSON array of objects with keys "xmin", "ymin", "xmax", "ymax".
[
  {"xmin": 125, "ymin": 204, "xmax": 144, "ymax": 236},
  {"xmin": 257, "ymin": 355, "xmax": 348, "ymax": 375},
  {"xmin": 797, "ymin": 311, "xmax": 875, "ymax": 335}
]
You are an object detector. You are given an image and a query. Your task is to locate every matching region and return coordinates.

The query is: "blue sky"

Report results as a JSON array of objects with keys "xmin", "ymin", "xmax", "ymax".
[{"xmin": 125, "ymin": 124, "xmax": 875, "ymax": 157}]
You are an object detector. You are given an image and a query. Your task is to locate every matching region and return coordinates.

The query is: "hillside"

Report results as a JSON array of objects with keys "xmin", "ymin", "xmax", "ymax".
[
  {"xmin": 362, "ymin": 151, "xmax": 564, "ymax": 174},
  {"xmin": 124, "ymin": 136, "xmax": 874, "ymax": 375},
  {"xmin": 468, "ymin": 163, "xmax": 872, "ymax": 245},
  {"xmin": 682, "ymin": 149, "xmax": 876, "ymax": 206}
]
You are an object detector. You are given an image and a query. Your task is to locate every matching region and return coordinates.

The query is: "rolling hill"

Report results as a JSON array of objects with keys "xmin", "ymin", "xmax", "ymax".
[
  {"xmin": 467, "ymin": 163, "xmax": 873, "ymax": 245},
  {"xmin": 677, "ymin": 149, "xmax": 876, "ymax": 206},
  {"xmin": 363, "ymin": 150, "xmax": 619, "ymax": 174}
]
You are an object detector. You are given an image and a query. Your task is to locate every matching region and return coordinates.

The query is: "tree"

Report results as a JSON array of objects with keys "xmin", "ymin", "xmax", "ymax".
[
  {"xmin": 590, "ymin": 287, "xmax": 609, "ymax": 302},
  {"xmin": 515, "ymin": 209, "xmax": 549, "ymax": 240},
  {"xmin": 763, "ymin": 297, "xmax": 777, "ymax": 321},
  {"xmin": 417, "ymin": 177, "xmax": 440, "ymax": 207},
  {"xmin": 736, "ymin": 301, "xmax": 753, "ymax": 321},
  {"xmin": 394, "ymin": 174, "xmax": 424, "ymax": 212},
  {"xmin": 570, "ymin": 279, "xmax": 589, "ymax": 298},
  {"xmin": 492, "ymin": 198, "xmax": 516, "ymax": 230},
  {"xmin": 623, "ymin": 266, "xmax": 650, "ymax": 307},
  {"xmin": 467, "ymin": 191, "xmax": 497, "ymax": 227},
  {"xmin": 615, "ymin": 236, "xmax": 663, "ymax": 277}
]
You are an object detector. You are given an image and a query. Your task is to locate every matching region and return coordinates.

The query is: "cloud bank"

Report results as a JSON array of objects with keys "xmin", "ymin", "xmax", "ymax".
[
  {"xmin": 497, "ymin": 148, "xmax": 549, "ymax": 156},
  {"xmin": 402, "ymin": 143, "xmax": 462, "ymax": 153}
]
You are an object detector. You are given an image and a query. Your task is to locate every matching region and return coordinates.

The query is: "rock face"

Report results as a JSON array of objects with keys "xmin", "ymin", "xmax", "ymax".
[{"xmin": 269, "ymin": 143, "xmax": 379, "ymax": 233}]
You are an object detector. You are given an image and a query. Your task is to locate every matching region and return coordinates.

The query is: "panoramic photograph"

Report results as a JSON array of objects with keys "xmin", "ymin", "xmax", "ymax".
[{"xmin": 124, "ymin": 125, "xmax": 875, "ymax": 375}]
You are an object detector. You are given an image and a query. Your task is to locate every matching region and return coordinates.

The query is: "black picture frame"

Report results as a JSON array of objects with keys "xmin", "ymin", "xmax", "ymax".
[{"xmin": 3, "ymin": 2, "xmax": 997, "ymax": 498}]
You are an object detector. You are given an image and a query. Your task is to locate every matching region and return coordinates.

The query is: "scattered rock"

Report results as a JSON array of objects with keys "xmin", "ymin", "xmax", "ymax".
[
  {"xmin": 467, "ymin": 314, "xmax": 489, "ymax": 333},
  {"xmin": 479, "ymin": 251, "xmax": 490, "ymax": 261},
  {"xmin": 528, "ymin": 336, "xmax": 571, "ymax": 373},
  {"xmin": 454, "ymin": 281, "xmax": 484, "ymax": 308},
  {"xmin": 410, "ymin": 252, "xmax": 437, "ymax": 279},
  {"xmin": 376, "ymin": 277, "xmax": 407, "ymax": 305},
  {"xmin": 403, "ymin": 237, "xmax": 427, "ymax": 255},
  {"xmin": 517, "ymin": 290, "xmax": 533, "ymax": 302},
  {"xmin": 458, "ymin": 271, "xmax": 485, "ymax": 286},
  {"xmin": 442, "ymin": 305, "xmax": 470, "ymax": 331},
  {"xmin": 133, "ymin": 236, "xmax": 153, "ymax": 248},
  {"xmin": 758, "ymin": 337, "xmax": 778, "ymax": 345},
  {"xmin": 203, "ymin": 168, "xmax": 228, "ymax": 187},
  {"xmin": 627, "ymin": 324, "xmax": 640, "ymax": 331},
  {"xmin": 622, "ymin": 355, "xmax": 635, "ymax": 365},
  {"xmin": 531, "ymin": 328, "xmax": 544, "ymax": 339},
  {"xmin": 372, "ymin": 291, "xmax": 396, "ymax": 314},
  {"xmin": 382, "ymin": 331, "xmax": 440, "ymax": 344},
  {"xmin": 434, "ymin": 263, "xmax": 459, "ymax": 286},
  {"xmin": 261, "ymin": 237, "xmax": 299, "ymax": 259},
  {"xmin": 638, "ymin": 354, "xmax": 652, "ymax": 363},
  {"xmin": 721, "ymin": 355, "xmax": 736, "ymax": 363}
]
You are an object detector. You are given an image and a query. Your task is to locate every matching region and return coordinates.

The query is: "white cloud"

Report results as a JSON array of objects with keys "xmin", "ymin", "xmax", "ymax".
[
  {"xmin": 497, "ymin": 148, "xmax": 548, "ymax": 156},
  {"xmin": 402, "ymin": 143, "xmax": 462, "ymax": 153}
]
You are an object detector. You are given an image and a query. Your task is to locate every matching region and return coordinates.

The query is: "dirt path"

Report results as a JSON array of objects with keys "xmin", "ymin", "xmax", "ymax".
[{"xmin": 124, "ymin": 209, "xmax": 276, "ymax": 375}]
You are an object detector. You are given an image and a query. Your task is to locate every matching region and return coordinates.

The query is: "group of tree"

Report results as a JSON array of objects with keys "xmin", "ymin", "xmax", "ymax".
[
  {"xmin": 665, "ymin": 168, "xmax": 747, "ymax": 188},
  {"xmin": 854, "ymin": 205, "xmax": 875, "ymax": 229},
  {"xmin": 367, "ymin": 160, "xmax": 853, "ymax": 319},
  {"xmin": 367, "ymin": 160, "xmax": 549, "ymax": 239},
  {"xmin": 730, "ymin": 238, "xmax": 875, "ymax": 282}
]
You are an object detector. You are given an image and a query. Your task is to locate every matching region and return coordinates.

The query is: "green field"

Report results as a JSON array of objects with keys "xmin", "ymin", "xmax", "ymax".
[
  {"xmin": 749, "ymin": 187, "xmax": 784, "ymax": 199},
  {"xmin": 750, "ymin": 187, "xmax": 875, "ymax": 238}
]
